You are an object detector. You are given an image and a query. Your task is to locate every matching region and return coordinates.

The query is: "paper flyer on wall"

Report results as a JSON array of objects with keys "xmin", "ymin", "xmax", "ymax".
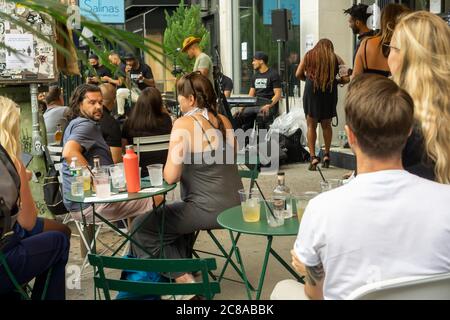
[{"xmin": 4, "ymin": 33, "xmax": 34, "ymax": 70}]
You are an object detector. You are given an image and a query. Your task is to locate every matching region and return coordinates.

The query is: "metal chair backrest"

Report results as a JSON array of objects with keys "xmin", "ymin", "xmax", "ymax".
[
  {"xmin": 237, "ymin": 151, "xmax": 260, "ymax": 190},
  {"xmin": 47, "ymin": 145, "xmax": 64, "ymax": 182},
  {"xmin": 88, "ymin": 254, "xmax": 220, "ymax": 300},
  {"xmin": 347, "ymin": 273, "xmax": 450, "ymax": 300},
  {"xmin": 133, "ymin": 135, "xmax": 171, "ymax": 164}
]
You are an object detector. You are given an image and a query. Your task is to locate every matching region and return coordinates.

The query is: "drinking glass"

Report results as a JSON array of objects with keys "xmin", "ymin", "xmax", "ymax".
[
  {"xmin": 295, "ymin": 192, "xmax": 319, "ymax": 223},
  {"xmin": 320, "ymin": 179, "xmax": 343, "ymax": 192},
  {"xmin": 265, "ymin": 199, "xmax": 285, "ymax": 227},
  {"xmin": 238, "ymin": 189, "xmax": 261, "ymax": 223},
  {"xmin": 82, "ymin": 167, "xmax": 91, "ymax": 192},
  {"xmin": 147, "ymin": 164, "xmax": 163, "ymax": 186},
  {"xmin": 109, "ymin": 164, "xmax": 126, "ymax": 191},
  {"xmin": 93, "ymin": 173, "xmax": 111, "ymax": 198}
]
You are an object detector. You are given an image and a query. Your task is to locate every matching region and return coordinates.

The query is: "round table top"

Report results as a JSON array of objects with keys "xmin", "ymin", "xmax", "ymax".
[
  {"xmin": 217, "ymin": 204, "xmax": 300, "ymax": 237},
  {"xmin": 65, "ymin": 179, "xmax": 176, "ymax": 205}
]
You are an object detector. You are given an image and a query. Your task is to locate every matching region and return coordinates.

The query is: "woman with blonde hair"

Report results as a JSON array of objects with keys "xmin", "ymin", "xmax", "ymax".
[
  {"xmin": 388, "ymin": 11, "xmax": 450, "ymax": 184},
  {"xmin": 0, "ymin": 97, "xmax": 70, "ymax": 299}
]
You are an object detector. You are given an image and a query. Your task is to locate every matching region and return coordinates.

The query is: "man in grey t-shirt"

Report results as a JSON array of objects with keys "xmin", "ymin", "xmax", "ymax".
[
  {"xmin": 43, "ymin": 86, "xmax": 69, "ymax": 144},
  {"xmin": 61, "ymin": 84, "xmax": 153, "ymax": 223},
  {"xmin": 182, "ymin": 36, "xmax": 214, "ymax": 86}
]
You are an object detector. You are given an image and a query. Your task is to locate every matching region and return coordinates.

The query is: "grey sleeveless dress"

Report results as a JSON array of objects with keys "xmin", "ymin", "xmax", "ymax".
[{"xmin": 130, "ymin": 116, "xmax": 243, "ymax": 277}]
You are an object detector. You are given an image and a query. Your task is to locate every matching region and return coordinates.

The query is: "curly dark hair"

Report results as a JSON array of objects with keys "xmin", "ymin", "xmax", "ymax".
[
  {"xmin": 343, "ymin": 3, "xmax": 372, "ymax": 23},
  {"xmin": 65, "ymin": 84, "xmax": 101, "ymax": 122}
]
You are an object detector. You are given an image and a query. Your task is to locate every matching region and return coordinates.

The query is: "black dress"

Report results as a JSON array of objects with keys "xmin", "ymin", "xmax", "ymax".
[
  {"xmin": 303, "ymin": 57, "xmax": 339, "ymax": 121},
  {"xmin": 402, "ymin": 124, "xmax": 436, "ymax": 182}
]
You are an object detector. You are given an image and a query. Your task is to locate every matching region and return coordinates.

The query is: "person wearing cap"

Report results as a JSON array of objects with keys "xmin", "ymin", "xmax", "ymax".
[
  {"xmin": 85, "ymin": 54, "xmax": 111, "ymax": 85},
  {"xmin": 116, "ymin": 53, "xmax": 155, "ymax": 116},
  {"xmin": 237, "ymin": 51, "xmax": 282, "ymax": 131},
  {"xmin": 182, "ymin": 36, "xmax": 214, "ymax": 86}
]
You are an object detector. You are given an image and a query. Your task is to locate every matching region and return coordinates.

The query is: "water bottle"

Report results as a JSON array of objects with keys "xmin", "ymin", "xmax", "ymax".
[
  {"xmin": 123, "ymin": 145, "xmax": 141, "ymax": 193},
  {"xmin": 293, "ymin": 85, "xmax": 299, "ymax": 98},
  {"xmin": 69, "ymin": 157, "xmax": 83, "ymax": 197},
  {"xmin": 273, "ymin": 172, "xmax": 293, "ymax": 219}
]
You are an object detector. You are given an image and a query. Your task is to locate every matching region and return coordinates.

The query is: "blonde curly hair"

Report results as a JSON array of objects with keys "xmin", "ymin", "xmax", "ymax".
[
  {"xmin": 0, "ymin": 96, "xmax": 21, "ymax": 166},
  {"xmin": 392, "ymin": 11, "xmax": 450, "ymax": 184}
]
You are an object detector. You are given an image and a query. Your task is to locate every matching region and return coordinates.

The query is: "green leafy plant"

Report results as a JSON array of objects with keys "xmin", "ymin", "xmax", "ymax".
[{"xmin": 163, "ymin": 0, "xmax": 210, "ymax": 74}]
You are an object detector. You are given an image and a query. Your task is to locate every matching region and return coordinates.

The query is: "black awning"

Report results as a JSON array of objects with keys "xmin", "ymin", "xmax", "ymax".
[{"xmin": 126, "ymin": 0, "xmax": 186, "ymax": 9}]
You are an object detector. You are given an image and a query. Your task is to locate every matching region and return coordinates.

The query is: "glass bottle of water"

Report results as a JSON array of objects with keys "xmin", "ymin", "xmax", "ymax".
[
  {"xmin": 69, "ymin": 157, "xmax": 83, "ymax": 196},
  {"xmin": 293, "ymin": 85, "xmax": 299, "ymax": 98},
  {"xmin": 92, "ymin": 156, "xmax": 101, "ymax": 175},
  {"xmin": 273, "ymin": 172, "xmax": 293, "ymax": 219}
]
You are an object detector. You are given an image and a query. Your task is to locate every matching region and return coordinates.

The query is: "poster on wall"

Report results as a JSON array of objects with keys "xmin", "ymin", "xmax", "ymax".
[
  {"xmin": 305, "ymin": 34, "xmax": 315, "ymax": 52},
  {"xmin": 5, "ymin": 33, "xmax": 35, "ymax": 70},
  {"xmin": 0, "ymin": 1, "xmax": 57, "ymax": 83}
]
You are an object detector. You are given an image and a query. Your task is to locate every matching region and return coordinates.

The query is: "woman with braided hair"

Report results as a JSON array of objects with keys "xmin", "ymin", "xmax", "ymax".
[
  {"xmin": 130, "ymin": 72, "xmax": 242, "ymax": 290},
  {"xmin": 296, "ymin": 39, "xmax": 349, "ymax": 171}
]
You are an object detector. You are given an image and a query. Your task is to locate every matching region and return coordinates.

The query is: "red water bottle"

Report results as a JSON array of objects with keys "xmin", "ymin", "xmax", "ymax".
[{"xmin": 123, "ymin": 145, "xmax": 141, "ymax": 193}]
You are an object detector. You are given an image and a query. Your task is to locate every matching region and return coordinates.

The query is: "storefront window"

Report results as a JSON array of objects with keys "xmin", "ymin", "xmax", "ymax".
[{"xmin": 238, "ymin": 0, "xmax": 300, "ymax": 95}]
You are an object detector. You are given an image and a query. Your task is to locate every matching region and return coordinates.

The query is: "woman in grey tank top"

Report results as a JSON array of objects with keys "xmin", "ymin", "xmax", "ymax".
[{"xmin": 131, "ymin": 72, "xmax": 243, "ymax": 283}]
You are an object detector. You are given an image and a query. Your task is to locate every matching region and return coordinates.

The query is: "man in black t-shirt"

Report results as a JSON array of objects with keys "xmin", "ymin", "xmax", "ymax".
[
  {"xmin": 85, "ymin": 54, "xmax": 112, "ymax": 85},
  {"xmin": 214, "ymin": 66, "xmax": 234, "ymax": 98},
  {"xmin": 237, "ymin": 51, "xmax": 282, "ymax": 131},
  {"xmin": 116, "ymin": 53, "xmax": 155, "ymax": 116},
  {"xmin": 99, "ymin": 84, "xmax": 122, "ymax": 164},
  {"xmin": 220, "ymin": 74, "xmax": 233, "ymax": 98},
  {"xmin": 344, "ymin": 4, "xmax": 376, "ymax": 65}
]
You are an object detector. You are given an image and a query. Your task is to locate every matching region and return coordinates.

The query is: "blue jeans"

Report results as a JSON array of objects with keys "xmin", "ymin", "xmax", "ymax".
[
  {"xmin": 13, "ymin": 217, "xmax": 45, "ymax": 238},
  {"xmin": 0, "ymin": 224, "xmax": 70, "ymax": 300}
]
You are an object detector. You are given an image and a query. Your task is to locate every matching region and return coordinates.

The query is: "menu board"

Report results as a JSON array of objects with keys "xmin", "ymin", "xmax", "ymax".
[{"xmin": 0, "ymin": 1, "xmax": 57, "ymax": 83}]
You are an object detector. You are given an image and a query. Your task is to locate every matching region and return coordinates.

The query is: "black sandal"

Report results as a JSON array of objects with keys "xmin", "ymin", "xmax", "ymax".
[
  {"xmin": 308, "ymin": 156, "xmax": 320, "ymax": 171},
  {"xmin": 322, "ymin": 153, "xmax": 331, "ymax": 168}
]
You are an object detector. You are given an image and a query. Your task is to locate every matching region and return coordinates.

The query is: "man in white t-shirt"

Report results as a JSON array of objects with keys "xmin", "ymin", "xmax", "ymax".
[{"xmin": 271, "ymin": 74, "xmax": 450, "ymax": 300}]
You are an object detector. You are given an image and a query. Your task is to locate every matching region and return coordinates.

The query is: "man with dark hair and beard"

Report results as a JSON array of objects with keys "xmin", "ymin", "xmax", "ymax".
[
  {"xmin": 344, "ymin": 4, "xmax": 376, "ymax": 63},
  {"xmin": 61, "ymin": 84, "xmax": 153, "ymax": 230}
]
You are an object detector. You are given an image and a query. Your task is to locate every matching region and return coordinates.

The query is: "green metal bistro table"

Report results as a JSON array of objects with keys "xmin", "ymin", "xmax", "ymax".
[
  {"xmin": 66, "ymin": 178, "xmax": 177, "ymax": 258},
  {"xmin": 218, "ymin": 204, "xmax": 304, "ymax": 300}
]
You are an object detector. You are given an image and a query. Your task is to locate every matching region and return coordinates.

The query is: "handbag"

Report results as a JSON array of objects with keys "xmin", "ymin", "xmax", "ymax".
[{"xmin": 42, "ymin": 145, "xmax": 68, "ymax": 216}]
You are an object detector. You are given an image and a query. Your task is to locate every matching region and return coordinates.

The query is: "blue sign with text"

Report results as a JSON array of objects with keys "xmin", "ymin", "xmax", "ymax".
[
  {"xmin": 263, "ymin": 0, "xmax": 300, "ymax": 25},
  {"xmin": 79, "ymin": 0, "xmax": 125, "ymax": 24}
]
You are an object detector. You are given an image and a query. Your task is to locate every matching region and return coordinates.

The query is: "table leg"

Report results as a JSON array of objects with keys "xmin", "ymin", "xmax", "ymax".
[
  {"xmin": 255, "ymin": 236, "xmax": 273, "ymax": 300},
  {"xmin": 270, "ymin": 248, "xmax": 304, "ymax": 283},
  {"xmin": 229, "ymin": 230, "xmax": 253, "ymax": 300},
  {"xmin": 158, "ymin": 195, "xmax": 166, "ymax": 258},
  {"xmin": 109, "ymin": 199, "xmax": 164, "ymax": 257},
  {"xmin": 217, "ymin": 233, "xmax": 255, "ymax": 290}
]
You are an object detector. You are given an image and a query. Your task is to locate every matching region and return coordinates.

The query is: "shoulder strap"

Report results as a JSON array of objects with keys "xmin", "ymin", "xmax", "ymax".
[
  {"xmin": 363, "ymin": 39, "xmax": 369, "ymax": 70},
  {"xmin": 190, "ymin": 116, "xmax": 213, "ymax": 149}
]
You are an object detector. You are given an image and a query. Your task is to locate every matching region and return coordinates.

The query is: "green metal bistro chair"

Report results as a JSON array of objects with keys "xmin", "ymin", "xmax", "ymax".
[
  {"xmin": 88, "ymin": 254, "xmax": 220, "ymax": 300},
  {"xmin": 0, "ymin": 249, "xmax": 52, "ymax": 300},
  {"xmin": 192, "ymin": 152, "xmax": 261, "ymax": 287}
]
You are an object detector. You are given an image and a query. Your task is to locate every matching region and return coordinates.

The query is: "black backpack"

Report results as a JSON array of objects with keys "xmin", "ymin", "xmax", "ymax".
[
  {"xmin": 279, "ymin": 129, "xmax": 310, "ymax": 164},
  {"xmin": 0, "ymin": 144, "xmax": 20, "ymax": 240}
]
